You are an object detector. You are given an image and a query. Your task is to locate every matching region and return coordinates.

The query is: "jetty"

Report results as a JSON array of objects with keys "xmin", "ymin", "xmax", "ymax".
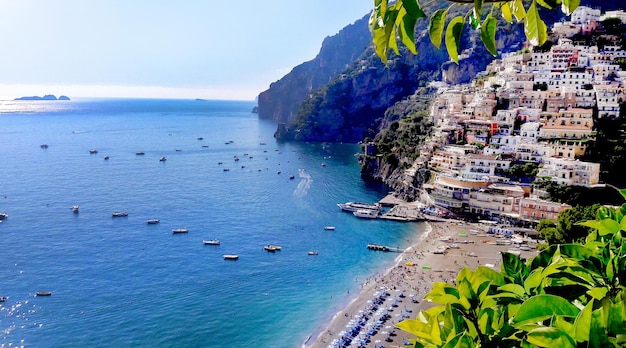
[
  {"xmin": 367, "ymin": 243, "xmax": 403, "ymax": 253},
  {"xmin": 378, "ymin": 194, "xmax": 425, "ymax": 222}
]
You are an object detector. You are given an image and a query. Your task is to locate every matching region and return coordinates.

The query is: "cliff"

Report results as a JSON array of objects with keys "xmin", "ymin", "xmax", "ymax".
[{"xmin": 256, "ymin": 15, "xmax": 372, "ymax": 124}]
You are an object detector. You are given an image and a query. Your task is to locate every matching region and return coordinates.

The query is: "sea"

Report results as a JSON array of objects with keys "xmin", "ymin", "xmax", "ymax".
[{"xmin": 0, "ymin": 98, "xmax": 427, "ymax": 347}]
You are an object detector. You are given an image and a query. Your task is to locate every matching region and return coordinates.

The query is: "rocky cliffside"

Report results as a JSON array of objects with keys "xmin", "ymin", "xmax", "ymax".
[{"xmin": 256, "ymin": 15, "xmax": 372, "ymax": 124}]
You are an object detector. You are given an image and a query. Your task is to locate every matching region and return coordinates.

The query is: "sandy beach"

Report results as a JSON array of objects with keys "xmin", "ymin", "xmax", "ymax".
[{"xmin": 305, "ymin": 216, "xmax": 537, "ymax": 348}]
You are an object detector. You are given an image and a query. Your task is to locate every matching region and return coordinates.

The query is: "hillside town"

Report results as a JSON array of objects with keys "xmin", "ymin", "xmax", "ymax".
[{"xmin": 393, "ymin": 6, "xmax": 626, "ymax": 226}]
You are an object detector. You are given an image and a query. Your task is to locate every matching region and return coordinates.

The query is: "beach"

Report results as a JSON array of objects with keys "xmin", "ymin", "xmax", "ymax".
[{"xmin": 305, "ymin": 215, "xmax": 537, "ymax": 348}]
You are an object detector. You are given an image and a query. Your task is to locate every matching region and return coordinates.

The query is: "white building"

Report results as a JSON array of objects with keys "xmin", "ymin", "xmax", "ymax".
[{"xmin": 536, "ymin": 158, "xmax": 600, "ymax": 187}]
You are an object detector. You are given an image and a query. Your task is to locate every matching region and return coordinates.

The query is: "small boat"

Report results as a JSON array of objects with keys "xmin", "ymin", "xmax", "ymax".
[
  {"xmin": 35, "ymin": 291, "xmax": 52, "ymax": 297},
  {"xmin": 0, "ymin": 212, "xmax": 7, "ymax": 220},
  {"xmin": 175, "ymin": 149, "xmax": 182, "ymax": 152},
  {"xmin": 40, "ymin": 144, "xmax": 49, "ymax": 149},
  {"xmin": 203, "ymin": 239, "xmax": 220, "ymax": 245},
  {"xmin": 197, "ymin": 137, "xmax": 204, "ymax": 140},
  {"xmin": 159, "ymin": 156, "xmax": 167, "ymax": 162},
  {"xmin": 104, "ymin": 155, "xmax": 109, "ymax": 160},
  {"xmin": 223, "ymin": 168, "xmax": 230, "ymax": 172},
  {"xmin": 0, "ymin": 296, "xmax": 7, "ymax": 302},
  {"xmin": 146, "ymin": 219, "xmax": 160, "ymax": 224},
  {"xmin": 337, "ymin": 202, "xmax": 381, "ymax": 213},
  {"xmin": 71, "ymin": 205, "xmax": 79, "ymax": 213},
  {"xmin": 223, "ymin": 254, "xmax": 239, "ymax": 260},
  {"xmin": 89, "ymin": 149, "xmax": 98, "ymax": 154},
  {"xmin": 172, "ymin": 228, "xmax": 189, "ymax": 234},
  {"xmin": 307, "ymin": 251, "xmax": 319, "ymax": 255},
  {"xmin": 264, "ymin": 245, "xmax": 282, "ymax": 252},
  {"xmin": 289, "ymin": 174, "xmax": 295, "ymax": 179},
  {"xmin": 112, "ymin": 212, "xmax": 128, "ymax": 217},
  {"xmin": 324, "ymin": 226, "xmax": 335, "ymax": 231},
  {"xmin": 353, "ymin": 209, "xmax": 379, "ymax": 219},
  {"xmin": 136, "ymin": 152, "xmax": 145, "ymax": 155},
  {"xmin": 202, "ymin": 145, "xmax": 209, "ymax": 148}
]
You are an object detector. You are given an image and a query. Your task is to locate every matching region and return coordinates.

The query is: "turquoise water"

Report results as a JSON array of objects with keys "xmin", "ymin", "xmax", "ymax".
[{"xmin": 0, "ymin": 99, "xmax": 426, "ymax": 347}]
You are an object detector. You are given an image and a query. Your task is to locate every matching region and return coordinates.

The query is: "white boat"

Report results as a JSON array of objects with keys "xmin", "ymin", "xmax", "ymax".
[
  {"xmin": 89, "ymin": 149, "xmax": 98, "ymax": 154},
  {"xmin": 353, "ymin": 209, "xmax": 379, "ymax": 219},
  {"xmin": 112, "ymin": 212, "xmax": 128, "ymax": 217},
  {"xmin": 172, "ymin": 228, "xmax": 189, "ymax": 234},
  {"xmin": 223, "ymin": 254, "xmax": 239, "ymax": 260},
  {"xmin": 159, "ymin": 156, "xmax": 166, "ymax": 162},
  {"xmin": 71, "ymin": 205, "xmax": 79, "ymax": 213},
  {"xmin": 203, "ymin": 239, "xmax": 220, "ymax": 245},
  {"xmin": 324, "ymin": 226, "xmax": 335, "ymax": 230},
  {"xmin": 337, "ymin": 202, "xmax": 381, "ymax": 212},
  {"xmin": 136, "ymin": 151, "xmax": 145, "ymax": 155},
  {"xmin": 308, "ymin": 251, "xmax": 318, "ymax": 255},
  {"xmin": 0, "ymin": 212, "xmax": 7, "ymax": 220},
  {"xmin": 264, "ymin": 245, "xmax": 282, "ymax": 252},
  {"xmin": 146, "ymin": 219, "xmax": 160, "ymax": 224}
]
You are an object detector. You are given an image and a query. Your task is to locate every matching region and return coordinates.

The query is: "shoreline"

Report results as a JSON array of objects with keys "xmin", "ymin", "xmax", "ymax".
[{"xmin": 304, "ymin": 213, "xmax": 537, "ymax": 348}]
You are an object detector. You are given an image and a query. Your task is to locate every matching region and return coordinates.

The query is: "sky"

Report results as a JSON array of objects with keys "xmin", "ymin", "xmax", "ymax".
[{"xmin": 0, "ymin": 1, "xmax": 373, "ymax": 101}]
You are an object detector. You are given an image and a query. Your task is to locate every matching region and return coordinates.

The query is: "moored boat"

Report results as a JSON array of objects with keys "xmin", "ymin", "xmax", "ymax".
[
  {"xmin": 112, "ymin": 212, "xmax": 128, "ymax": 217},
  {"xmin": 136, "ymin": 151, "xmax": 145, "ymax": 155},
  {"xmin": 307, "ymin": 251, "xmax": 318, "ymax": 255},
  {"xmin": 35, "ymin": 291, "xmax": 52, "ymax": 297},
  {"xmin": 223, "ymin": 254, "xmax": 239, "ymax": 260},
  {"xmin": 323, "ymin": 226, "xmax": 335, "ymax": 230},
  {"xmin": 337, "ymin": 202, "xmax": 381, "ymax": 213},
  {"xmin": 353, "ymin": 209, "xmax": 379, "ymax": 219},
  {"xmin": 146, "ymin": 219, "xmax": 160, "ymax": 224},
  {"xmin": 264, "ymin": 245, "xmax": 282, "ymax": 252},
  {"xmin": 159, "ymin": 156, "xmax": 166, "ymax": 162},
  {"xmin": 71, "ymin": 205, "xmax": 79, "ymax": 213},
  {"xmin": 0, "ymin": 296, "xmax": 7, "ymax": 302},
  {"xmin": 172, "ymin": 228, "xmax": 189, "ymax": 234},
  {"xmin": 203, "ymin": 239, "xmax": 220, "ymax": 245},
  {"xmin": 89, "ymin": 149, "xmax": 98, "ymax": 154},
  {"xmin": 40, "ymin": 144, "xmax": 48, "ymax": 149},
  {"xmin": 0, "ymin": 212, "xmax": 8, "ymax": 220}
]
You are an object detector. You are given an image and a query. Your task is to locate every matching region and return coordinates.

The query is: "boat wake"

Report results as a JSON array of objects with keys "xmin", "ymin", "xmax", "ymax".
[{"xmin": 293, "ymin": 169, "xmax": 312, "ymax": 198}]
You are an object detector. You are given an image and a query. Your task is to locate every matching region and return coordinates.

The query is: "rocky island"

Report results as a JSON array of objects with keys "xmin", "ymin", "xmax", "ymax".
[{"xmin": 14, "ymin": 95, "xmax": 70, "ymax": 101}]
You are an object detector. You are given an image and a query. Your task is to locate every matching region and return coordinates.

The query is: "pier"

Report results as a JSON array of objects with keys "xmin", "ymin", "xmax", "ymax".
[
  {"xmin": 367, "ymin": 243, "xmax": 404, "ymax": 253},
  {"xmin": 378, "ymin": 194, "xmax": 425, "ymax": 222}
]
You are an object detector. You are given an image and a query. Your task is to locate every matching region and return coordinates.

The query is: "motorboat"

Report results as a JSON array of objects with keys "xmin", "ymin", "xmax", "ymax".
[
  {"xmin": 353, "ymin": 209, "xmax": 379, "ymax": 219},
  {"xmin": 40, "ymin": 144, "xmax": 48, "ymax": 149},
  {"xmin": 71, "ymin": 205, "xmax": 79, "ymax": 213},
  {"xmin": 104, "ymin": 155, "xmax": 109, "ymax": 160},
  {"xmin": 112, "ymin": 212, "xmax": 128, "ymax": 217},
  {"xmin": 289, "ymin": 174, "xmax": 295, "ymax": 179},
  {"xmin": 324, "ymin": 226, "xmax": 336, "ymax": 230},
  {"xmin": 146, "ymin": 219, "xmax": 160, "ymax": 224},
  {"xmin": 203, "ymin": 239, "xmax": 220, "ymax": 245},
  {"xmin": 0, "ymin": 212, "xmax": 7, "ymax": 220},
  {"xmin": 337, "ymin": 202, "xmax": 381, "ymax": 212},
  {"xmin": 307, "ymin": 251, "xmax": 319, "ymax": 255},
  {"xmin": 35, "ymin": 291, "xmax": 52, "ymax": 297},
  {"xmin": 264, "ymin": 245, "xmax": 282, "ymax": 252},
  {"xmin": 89, "ymin": 149, "xmax": 98, "ymax": 154},
  {"xmin": 136, "ymin": 151, "xmax": 145, "ymax": 155},
  {"xmin": 0, "ymin": 296, "xmax": 7, "ymax": 302},
  {"xmin": 223, "ymin": 254, "xmax": 239, "ymax": 260},
  {"xmin": 159, "ymin": 156, "xmax": 166, "ymax": 162},
  {"xmin": 172, "ymin": 228, "xmax": 189, "ymax": 234}
]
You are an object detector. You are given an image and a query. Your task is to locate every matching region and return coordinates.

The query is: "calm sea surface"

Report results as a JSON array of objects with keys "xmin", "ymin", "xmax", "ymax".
[{"xmin": 0, "ymin": 98, "xmax": 426, "ymax": 347}]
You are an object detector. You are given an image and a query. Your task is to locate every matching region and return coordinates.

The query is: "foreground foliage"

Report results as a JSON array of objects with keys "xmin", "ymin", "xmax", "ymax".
[
  {"xmin": 398, "ymin": 191, "xmax": 626, "ymax": 347},
  {"xmin": 370, "ymin": 0, "xmax": 578, "ymax": 64}
]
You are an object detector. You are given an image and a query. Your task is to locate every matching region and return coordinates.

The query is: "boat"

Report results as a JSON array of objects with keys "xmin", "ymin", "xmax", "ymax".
[
  {"xmin": 353, "ymin": 209, "xmax": 379, "ymax": 219},
  {"xmin": 337, "ymin": 202, "xmax": 381, "ymax": 213},
  {"xmin": 0, "ymin": 212, "xmax": 7, "ymax": 220},
  {"xmin": 146, "ymin": 219, "xmax": 160, "ymax": 224},
  {"xmin": 0, "ymin": 296, "xmax": 7, "ymax": 302},
  {"xmin": 324, "ymin": 226, "xmax": 336, "ymax": 231},
  {"xmin": 223, "ymin": 254, "xmax": 239, "ymax": 260},
  {"xmin": 104, "ymin": 155, "xmax": 109, "ymax": 160},
  {"xmin": 289, "ymin": 174, "xmax": 295, "ymax": 179},
  {"xmin": 89, "ymin": 149, "xmax": 98, "ymax": 154},
  {"xmin": 35, "ymin": 291, "xmax": 52, "ymax": 297},
  {"xmin": 307, "ymin": 251, "xmax": 318, "ymax": 255},
  {"xmin": 112, "ymin": 212, "xmax": 128, "ymax": 217},
  {"xmin": 203, "ymin": 239, "xmax": 220, "ymax": 245},
  {"xmin": 136, "ymin": 152, "xmax": 145, "ymax": 155},
  {"xmin": 264, "ymin": 245, "xmax": 282, "ymax": 252},
  {"xmin": 172, "ymin": 228, "xmax": 189, "ymax": 234},
  {"xmin": 40, "ymin": 144, "xmax": 48, "ymax": 149},
  {"xmin": 197, "ymin": 137, "xmax": 204, "ymax": 140},
  {"xmin": 71, "ymin": 205, "xmax": 79, "ymax": 213},
  {"xmin": 159, "ymin": 156, "xmax": 167, "ymax": 162}
]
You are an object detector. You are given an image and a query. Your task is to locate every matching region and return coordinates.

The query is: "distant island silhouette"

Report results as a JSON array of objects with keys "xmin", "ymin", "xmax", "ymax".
[{"xmin": 14, "ymin": 95, "xmax": 70, "ymax": 101}]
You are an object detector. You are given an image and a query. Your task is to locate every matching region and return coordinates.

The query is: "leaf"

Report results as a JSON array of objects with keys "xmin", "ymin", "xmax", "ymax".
[
  {"xmin": 474, "ymin": 0, "xmax": 483, "ymax": 19},
  {"xmin": 511, "ymin": 0, "xmax": 527, "ymax": 21},
  {"xmin": 580, "ymin": 219, "xmax": 621, "ymax": 236},
  {"xmin": 429, "ymin": 9, "xmax": 448, "ymax": 48},
  {"xmin": 561, "ymin": 0, "xmax": 580, "ymax": 16},
  {"xmin": 512, "ymin": 294, "xmax": 579, "ymax": 326},
  {"xmin": 501, "ymin": 2, "xmax": 513, "ymax": 23},
  {"xmin": 445, "ymin": 16, "xmax": 464, "ymax": 64},
  {"xmin": 524, "ymin": 0, "xmax": 548, "ymax": 46},
  {"xmin": 619, "ymin": 189, "xmax": 626, "ymax": 201},
  {"xmin": 536, "ymin": 0, "xmax": 554, "ymax": 9},
  {"xmin": 469, "ymin": 9, "xmax": 480, "ymax": 30},
  {"xmin": 399, "ymin": 10, "xmax": 418, "ymax": 54},
  {"xmin": 573, "ymin": 300, "xmax": 593, "ymax": 342},
  {"xmin": 481, "ymin": 15, "xmax": 498, "ymax": 56},
  {"xmin": 402, "ymin": 0, "xmax": 426, "ymax": 19},
  {"xmin": 526, "ymin": 327, "xmax": 576, "ymax": 347}
]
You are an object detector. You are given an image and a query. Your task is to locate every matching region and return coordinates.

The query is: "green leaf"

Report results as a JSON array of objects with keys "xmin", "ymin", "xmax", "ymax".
[
  {"xmin": 501, "ymin": 2, "xmax": 513, "ymax": 23},
  {"xmin": 474, "ymin": 0, "xmax": 483, "ymax": 19},
  {"xmin": 512, "ymin": 294, "xmax": 579, "ymax": 326},
  {"xmin": 573, "ymin": 300, "xmax": 593, "ymax": 342},
  {"xmin": 469, "ymin": 9, "xmax": 479, "ymax": 30},
  {"xmin": 498, "ymin": 283, "xmax": 527, "ymax": 298},
  {"xmin": 524, "ymin": 0, "xmax": 548, "ymax": 46},
  {"xmin": 429, "ymin": 9, "xmax": 448, "ymax": 48},
  {"xmin": 580, "ymin": 219, "xmax": 621, "ymax": 236},
  {"xmin": 511, "ymin": 0, "xmax": 527, "ymax": 21},
  {"xmin": 445, "ymin": 16, "xmax": 464, "ymax": 64},
  {"xmin": 619, "ymin": 189, "xmax": 626, "ymax": 201},
  {"xmin": 399, "ymin": 9, "xmax": 418, "ymax": 54},
  {"xmin": 402, "ymin": 0, "xmax": 426, "ymax": 19},
  {"xmin": 481, "ymin": 15, "xmax": 498, "ymax": 56},
  {"xmin": 560, "ymin": 0, "xmax": 579, "ymax": 16},
  {"xmin": 536, "ymin": 0, "xmax": 555, "ymax": 9},
  {"xmin": 526, "ymin": 327, "xmax": 576, "ymax": 347}
]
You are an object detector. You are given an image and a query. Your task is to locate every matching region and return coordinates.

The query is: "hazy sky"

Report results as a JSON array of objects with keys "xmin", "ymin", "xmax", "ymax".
[{"xmin": 0, "ymin": 1, "xmax": 373, "ymax": 100}]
